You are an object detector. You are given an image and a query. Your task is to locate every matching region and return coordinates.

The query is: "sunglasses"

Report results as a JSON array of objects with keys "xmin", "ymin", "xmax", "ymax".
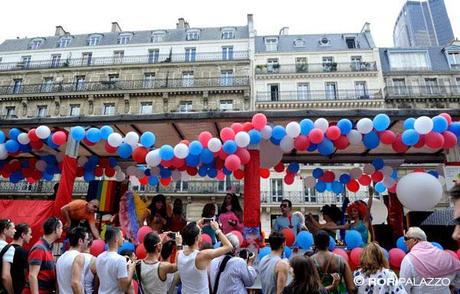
[
  {"xmin": 453, "ymin": 217, "xmax": 460, "ymax": 226},
  {"xmin": 280, "ymin": 204, "xmax": 288, "ymax": 208}
]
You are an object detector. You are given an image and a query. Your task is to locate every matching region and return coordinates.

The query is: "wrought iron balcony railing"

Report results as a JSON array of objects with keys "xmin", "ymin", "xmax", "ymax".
[
  {"xmin": 385, "ymin": 86, "xmax": 460, "ymax": 98},
  {"xmin": 256, "ymin": 89, "xmax": 382, "ymax": 102},
  {"xmin": 261, "ymin": 191, "xmax": 369, "ymax": 205},
  {"xmin": 0, "ymin": 180, "xmax": 89, "ymax": 195},
  {"xmin": 0, "ymin": 51, "xmax": 249, "ymax": 72},
  {"xmin": 0, "ymin": 77, "xmax": 250, "ymax": 96},
  {"xmin": 255, "ymin": 62, "xmax": 377, "ymax": 75}
]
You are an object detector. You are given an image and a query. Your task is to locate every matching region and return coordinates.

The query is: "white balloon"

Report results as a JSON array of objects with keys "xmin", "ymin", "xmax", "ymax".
[
  {"xmin": 381, "ymin": 166, "xmax": 393, "ymax": 176},
  {"xmin": 77, "ymin": 156, "xmax": 88, "ymax": 167},
  {"xmin": 108, "ymin": 133, "xmax": 123, "ymax": 147},
  {"xmin": 260, "ymin": 140, "xmax": 283, "ymax": 168},
  {"xmin": 35, "ymin": 160, "xmax": 47, "ymax": 172},
  {"xmin": 129, "ymin": 175, "xmax": 139, "ymax": 185},
  {"xmin": 207, "ymin": 138, "xmax": 222, "ymax": 153},
  {"xmin": 125, "ymin": 132, "xmax": 139, "ymax": 146},
  {"xmin": 126, "ymin": 166, "xmax": 138, "ymax": 176},
  {"xmin": 396, "ymin": 172, "xmax": 442, "ymax": 211},
  {"xmin": 0, "ymin": 144, "xmax": 7, "ymax": 160},
  {"xmin": 350, "ymin": 167, "xmax": 362, "ymax": 179},
  {"xmin": 364, "ymin": 198, "xmax": 388, "ymax": 225},
  {"xmin": 235, "ymin": 132, "xmax": 250, "ymax": 148},
  {"xmin": 17, "ymin": 133, "xmax": 30, "ymax": 145},
  {"xmin": 261, "ymin": 126, "xmax": 272, "ymax": 140},
  {"xmin": 115, "ymin": 171, "xmax": 126, "ymax": 182},
  {"xmin": 314, "ymin": 118, "xmax": 329, "ymax": 133},
  {"xmin": 146, "ymin": 149, "xmax": 161, "ymax": 167},
  {"xmin": 36, "ymin": 126, "xmax": 51, "ymax": 139},
  {"xmin": 356, "ymin": 118, "xmax": 374, "ymax": 134},
  {"xmin": 347, "ymin": 130, "xmax": 362, "ymax": 145},
  {"xmin": 286, "ymin": 122, "xmax": 301, "ymax": 138},
  {"xmin": 174, "ymin": 143, "xmax": 189, "ymax": 159},
  {"xmin": 414, "ymin": 116, "xmax": 433, "ymax": 135},
  {"xmin": 382, "ymin": 176, "xmax": 395, "ymax": 188},
  {"xmin": 280, "ymin": 137, "xmax": 294, "ymax": 153},
  {"xmin": 304, "ymin": 176, "xmax": 316, "ymax": 188},
  {"xmin": 114, "ymin": 165, "xmax": 122, "ymax": 172},
  {"xmin": 363, "ymin": 164, "xmax": 375, "ymax": 175},
  {"xmin": 134, "ymin": 168, "xmax": 145, "ymax": 179}
]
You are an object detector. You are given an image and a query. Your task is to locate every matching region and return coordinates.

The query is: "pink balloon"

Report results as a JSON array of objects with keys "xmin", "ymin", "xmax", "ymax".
[
  {"xmin": 349, "ymin": 247, "xmax": 363, "ymax": 269},
  {"xmin": 252, "ymin": 113, "xmax": 267, "ymax": 130},
  {"xmin": 333, "ymin": 248, "xmax": 349, "ymax": 264},
  {"xmin": 231, "ymin": 230, "xmax": 244, "ymax": 245},
  {"xmin": 235, "ymin": 148, "xmax": 251, "ymax": 165},
  {"xmin": 217, "ymin": 170, "xmax": 225, "ymax": 180},
  {"xmin": 309, "ymin": 128, "xmax": 324, "ymax": 144},
  {"xmin": 439, "ymin": 113, "xmax": 452, "ymax": 125},
  {"xmin": 52, "ymin": 131, "xmax": 67, "ymax": 145},
  {"xmin": 133, "ymin": 280, "xmax": 139, "ymax": 294},
  {"xmin": 231, "ymin": 123, "xmax": 244, "ymax": 134},
  {"xmin": 294, "ymin": 135, "xmax": 310, "ymax": 151},
  {"xmin": 198, "ymin": 131, "xmax": 213, "ymax": 148},
  {"xmin": 326, "ymin": 126, "xmax": 341, "ymax": 141},
  {"xmin": 201, "ymin": 233, "xmax": 212, "ymax": 245},
  {"xmin": 389, "ymin": 248, "xmax": 406, "ymax": 269},
  {"xmin": 220, "ymin": 127, "xmax": 235, "ymax": 142},
  {"xmin": 89, "ymin": 240, "xmax": 106, "ymax": 257},
  {"xmin": 137, "ymin": 226, "xmax": 153, "ymax": 243},
  {"xmin": 457, "ymin": 249, "xmax": 460, "ymax": 260},
  {"xmin": 225, "ymin": 154, "xmax": 241, "ymax": 171}
]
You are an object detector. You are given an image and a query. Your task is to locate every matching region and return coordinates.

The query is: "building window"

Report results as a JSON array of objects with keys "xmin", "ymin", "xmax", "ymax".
[
  {"xmin": 148, "ymin": 49, "xmax": 159, "ymax": 63},
  {"xmin": 51, "ymin": 54, "xmax": 61, "ymax": 68},
  {"xmin": 36, "ymin": 105, "xmax": 48, "ymax": 117},
  {"xmin": 392, "ymin": 78, "xmax": 407, "ymax": 96},
  {"xmin": 117, "ymin": 33, "xmax": 132, "ymax": 45},
  {"xmin": 107, "ymin": 74, "xmax": 119, "ymax": 89},
  {"xmin": 456, "ymin": 77, "xmax": 460, "ymax": 85},
  {"xmin": 21, "ymin": 56, "xmax": 31, "ymax": 69},
  {"xmin": 70, "ymin": 104, "xmax": 80, "ymax": 116},
  {"xmin": 219, "ymin": 100, "xmax": 233, "ymax": 111},
  {"xmin": 103, "ymin": 103, "xmax": 115, "ymax": 115},
  {"xmin": 4, "ymin": 106, "xmax": 16, "ymax": 118},
  {"xmin": 185, "ymin": 48, "xmax": 196, "ymax": 62},
  {"xmin": 221, "ymin": 29, "xmax": 235, "ymax": 40},
  {"xmin": 448, "ymin": 52, "xmax": 460, "ymax": 69},
  {"xmin": 271, "ymin": 179, "xmax": 283, "ymax": 202},
  {"xmin": 267, "ymin": 58, "xmax": 280, "ymax": 73},
  {"xmin": 75, "ymin": 75, "xmax": 85, "ymax": 91},
  {"xmin": 151, "ymin": 31, "xmax": 166, "ymax": 43},
  {"xmin": 29, "ymin": 39, "xmax": 43, "ymax": 50},
  {"xmin": 351, "ymin": 56, "xmax": 363, "ymax": 71},
  {"xmin": 179, "ymin": 101, "xmax": 193, "ymax": 112},
  {"xmin": 355, "ymin": 81, "xmax": 368, "ymax": 99},
  {"xmin": 304, "ymin": 187, "xmax": 317, "ymax": 203},
  {"xmin": 297, "ymin": 83, "xmax": 310, "ymax": 100},
  {"xmin": 113, "ymin": 50, "xmax": 124, "ymax": 64},
  {"xmin": 81, "ymin": 52, "xmax": 92, "ymax": 66},
  {"xmin": 319, "ymin": 37, "xmax": 330, "ymax": 46},
  {"xmin": 41, "ymin": 77, "xmax": 54, "ymax": 93},
  {"xmin": 143, "ymin": 73, "xmax": 155, "ymax": 88},
  {"xmin": 182, "ymin": 72, "xmax": 194, "ymax": 87},
  {"xmin": 87, "ymin": 35, "xmax": 102, "ymax": 46},
  {"xmin": 388, "ymin": 52, "xmax": 430, "ymax": 70},
  {"xmin": 293, "ymin": 38, "xmax": 306, "ymax": 47},
  {"xmin": 345, "ymin": 37, "xmax": 356, "ymax": 49},
  {"xmin": 264, "ymin": 37, "xmax": 278, "ymax": 51},
  {"xmin": 222, "ymin": 46, "xmax": 234, "ymax": 61},
  {"xmin": 12, "ymin": 79, "xmax": 23, "ymax": 94},
  {"xmin": 220, "ymin": 70, "xmax": 234, "ymax": 86},
  {"xmin": 295, "ymin": 57, "xmax": 308, "ymax": 73},
  {"xmin": 322, "ymin": 57, "xmax": 336, "ymax": 72},
  {"xmin": 268, "ymin": 84, "xmax": 279, "ymax": 101},
  {"xmin": 186, "ymin": 30, "xmax": 200, "ymax": 41},
  {"xmin": 424, "ymin": 78, "xmax": 440, "ymax": 95},
  {"xmin": 325, "ymin": 82, "xmax": 337, "ymax": 100},
  {"xmin": 140, "ymin": 102, "xmax": 153, "ymax": 114},
  {"xmin": 57, "ymin": 37, "xmax": 72, "ymax": 48}
]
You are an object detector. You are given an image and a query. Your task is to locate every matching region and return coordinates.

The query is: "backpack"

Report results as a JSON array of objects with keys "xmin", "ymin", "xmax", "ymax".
[
  {"xmin": 0, "ymin": 244, "xmax": 12, "ymax": 294},
  {"xmin": 314, "ymin": 254, "xmax": 346, "ymax": 294}
]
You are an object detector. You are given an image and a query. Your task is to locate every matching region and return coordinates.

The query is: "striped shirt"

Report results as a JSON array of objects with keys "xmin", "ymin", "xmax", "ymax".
[{"xmin": 23, "ymin": 238, "xmax": 56, "ymax": 294}]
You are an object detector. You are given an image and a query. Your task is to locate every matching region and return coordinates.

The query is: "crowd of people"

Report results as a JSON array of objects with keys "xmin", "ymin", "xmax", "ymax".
[{"xmin": 0, "ymin": 186, "xmax": 459, "ymax": 293}]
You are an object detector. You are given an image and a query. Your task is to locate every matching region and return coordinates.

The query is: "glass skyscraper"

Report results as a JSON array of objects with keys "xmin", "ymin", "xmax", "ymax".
[{"xmin": 393, "ymin": 0, "xmax": 454, "ymax": 47}]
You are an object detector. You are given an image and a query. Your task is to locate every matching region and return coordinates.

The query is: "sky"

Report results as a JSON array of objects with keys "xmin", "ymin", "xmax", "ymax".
[{"xmin": 0, "ymin": 0, "xmax": 458, "ymax": 47}]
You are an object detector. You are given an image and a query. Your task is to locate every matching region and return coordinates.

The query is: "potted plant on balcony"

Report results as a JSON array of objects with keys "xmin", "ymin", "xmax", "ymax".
[
  {"xmin": 296, "ymin": 63, "xmax": 308, "ymax": 73},
  {"xmin": 255, "ymin": 64, "xmax": 267, "ymax": 74}
]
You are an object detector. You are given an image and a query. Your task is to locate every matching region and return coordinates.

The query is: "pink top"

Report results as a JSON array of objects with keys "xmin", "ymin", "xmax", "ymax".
[{"xmin": 218, "ymin": 211, "xmax": 243, "ymax": 234}]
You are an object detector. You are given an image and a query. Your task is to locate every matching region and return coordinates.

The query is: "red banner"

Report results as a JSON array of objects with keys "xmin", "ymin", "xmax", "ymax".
[
  {"xmin": 244, "ymin": 149, "xmax": 261, "ymax": 228},
  {"xmin": 54, "ymin": 155, "xmax": 77, "ymax": 216}
]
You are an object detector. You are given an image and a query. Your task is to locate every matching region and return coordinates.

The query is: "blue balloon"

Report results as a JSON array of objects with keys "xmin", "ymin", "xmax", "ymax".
[
  {"xmin": 287, "ymin": 162, "xmax": 300, "ymax": 174},
  {"xmin": 186, "ymin": 154, "xmax": 200, "ymax": 167},
  {"xmin": 0, "ymin": 131, "xmax": 5, "ymax": 144},
  {"xmin": 318, "ymin": 138, "xmax": 334, "ymax": 155},
  {"xmin": 372, "ymin": 158, "xmax": 385, "ymax": 170},
  {"xmin": 337, "ymin": 119, "xmax": 353, "ymax": 135},
  {"xmin": 391, "ymin": 169, "xmax": 398, "ymax": 180},
  {"xmin": 297, "ymin": 231, "xmax": 314, "ymax": 250},
  {"xmin": 427, "ymin": 170, "xmax": 439, "ymax": 178},
  {"xmin": 375, "ymin": 182, "xmax": 386, "ymax": 193},
  {"xmin": 71, "ymin": 126, "xmax": 85, "ymax": 141},
  {"xmin": 20, "ymin": 144, "xmax": 31, "ymax": 153},
  {"xmin": 148, "ymin": 176, "xmax": 159, "ymax": 186},
  {"xmin": 5, "ymin": 140, "xmax": 19, "ymax": 153},
  {"xmin": 207, "ymin": 168, "xmax": 218, "ymax": 178},
  {"xmin": 329, "ymin": 236, "xmax": 336, "ymax": 251},
  {"xmin": 300, "ymin": 119, "xmax": 314, "ymax": 135},
  {"xmin": 86, "ymin": 128, "xmax": 101, "ymax": 143},
  {"xmin": 108, "ymin": 157, "xmax": 118, "ymax": 168},
  {"xmin": 258, "ymin": 246, "xmax": 272, "ymax": 261},
  {"xmin": 316, "ymin": 181, "xmax": 326, "ymax": 192},
  {"xmin": 326, "ymin": 182, "xmax": 333, "ymax": 192},
  {"xmin": 198, "ymin": 166, "xmax": 208, "ymax": 177},
  {"xmin": 84, "ymin": 171, "xmax": 95, "ymax": 182},
  {"xmin": 401, "ymin": 129, "xmax": 419, "ymax": 146},
  {"xmin": 118, "ymin": 241, "xmax": 135, "ymax": 254},
  {"xmin": 403, "ymin": 118, "xmax": 415, "ymax": 130},
  {"xmin": 159, "ymin": 145, "xmax": 174, "ymax": 161},
  {"xmin": 213, "ymin": 241, "xmax": 222, "ymax": 249},
  {"xmin": 222, "ymin": 140, "xmax": 237, "ymax": 154},
  {"xmin": 272, "ymin": 125, "xmax": 286, "ymax": 140},
  {"xmin": 332, "ymin": 181, "xmax": 343, "ymax": 194},
  {"xmin": 396, "ymin": 236, "xmax": 408, "ymax": 252},
  {"xmin": 200, "ymin": 148, "xmax": 214, "ymax": 164},
  {"xmin": 88, "ymin": 155, "xmax": 99, "ymax": 165},
  {"xmin": 160, "ymin": 168, "xmax": 172, "ymax": 179},
  {"xmin": 432, "ymin": 116, "xmax": 448, "ymax": 133},
  {"xmin": 307, "ymin": 143, "xmax": 317, "ymax": 152},
  {"xmin": 189, "ymin": 141, "xmax": 203, "ymax": 156},
  {"xmin": 248, "ymin": 130, "xmax": 262, "ymax": 145},
  {"xmin": 345, "ymin": 230, "xmax": 363, "ymax": 250},
  {"xmin": 222, "ymin": 167, "xmax": 232, "ymax": 175},
  {"xmin": 284, "ymin": 247, "xmax": 292, "ymax": 258},
  {"xmin": 312, "ymin": 168, "xmax": 324, "ymax": 179},
  {"xmin": 382, "ymin": 248, "xmax": 389, "ymax": 260},
  {"xmin": 8, "ymin": 128, "xmax": 21, "ymax": 141},
  {"xmin": 363, "ymin": 131, "xmax": 380, "ymax": 149},
  {"xmin": 449, "ymin": 122, "xmax": 460, "ymax": 136},
  {"xmin": 339, "ymin": 174, "xmax": 351, "ymax": 184},
  {"xmin": 43, "ymin": 172, "xmax": 54, "ymax": 181},
  {"xmin": 100, "ymin": 126, "xmax": 113, "ymax": 140},
  {"xmin": 270, "ymin": 137, "xmax": 281, "ymax": 145},
  {"xmin": 144, "ymin": 169, "xmax": 151, "ymax": 176},
  {"xmin": 140, "ymin": 132, "xmax": 156, "ymax": 148},
  {"xmin": 46, "ymin": 136, "xmax": 59, "ymax": 149},
  {"xmin": 373, "ymin": 114, "xmax": 391, "ymax": 132},
  {"xmin": 118, "ymin": 143, "xmax": 133, "ymax": 159},
  {"xmin": 431, "ymin": 242, "xmax": 443, "ymax": 250}
]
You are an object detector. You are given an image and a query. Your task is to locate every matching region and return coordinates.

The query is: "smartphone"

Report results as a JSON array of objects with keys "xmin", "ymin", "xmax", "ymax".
[
  {"xmin": 167, "ymin": 232, "xmax": 176, "ymax": 240},
  {"xmin": 203, "ymin": 217, "xmax": 214, "ymax": 223}
]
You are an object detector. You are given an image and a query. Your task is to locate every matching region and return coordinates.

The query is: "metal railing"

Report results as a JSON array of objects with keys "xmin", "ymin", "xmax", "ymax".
[
  {"xmin": 0, "ymin": 77, "xmax": 250, "ymax": 96},
  {"xmin": 255, "ymin": 62, "xmax": 377, "ymax": 75},
  {"xmin": 0, "ymin": 51, "xmax": 249, "ymax": 72},
  {"xmin": 261, "ymin": 191, "xmax": 369, "ymax": 205},
  {"xmin": 0, "ymin": 180, "xmax": 89, "ymax": 195},
  {"xmin": 385, "ymin": 86, "xmax": 460, "ymax": 98},
  {"xmin": 256, "ymin": 89, "xmax": 382, "ymax": 102}
]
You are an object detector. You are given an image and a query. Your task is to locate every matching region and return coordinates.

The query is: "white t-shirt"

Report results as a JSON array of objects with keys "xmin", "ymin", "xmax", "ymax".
[
  {"xmin": 56, "ymin": 249, "xmax": 82, "ymax": 294},
  {"xmin": 0, "ymin": 240, "xmax": 15, "ymax": 263},
  {"xmin": 96, "ymin": 251, "xmax": 128, "ymax": 294}
]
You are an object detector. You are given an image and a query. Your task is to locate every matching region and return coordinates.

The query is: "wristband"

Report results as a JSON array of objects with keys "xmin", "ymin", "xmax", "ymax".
[{"xmin": 214, "ymin": 229, "xmax": 222, "ymax": 235}]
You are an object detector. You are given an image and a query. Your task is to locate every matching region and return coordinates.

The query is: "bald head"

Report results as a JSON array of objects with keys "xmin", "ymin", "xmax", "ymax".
[{"xmin": 87, "ymin": 200, "xmax": 99, "ymax": 213}]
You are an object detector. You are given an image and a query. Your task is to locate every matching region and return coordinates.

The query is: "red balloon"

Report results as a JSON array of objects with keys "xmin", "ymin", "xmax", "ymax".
[
  {"xmin": 105, "ymin": 167, "xmax": 115, "ymax": 177},
  {"xmin": 389, "ymin": 248, "xmax": 406, "ymax": 269},
  {"xmin": 242, "ymin": 122, "xmax": 254, "ymax": 132},
  {"xmin": 30, "ymin": 140, "xmax": 44, "ymax": 150},
  {"xmin": 235, "ymin": 148, "xmax": 251, "ymax": 165},
  {"xmin": 23, "ymin": 168, "xmax": 33, "ymax": 178},
  {"xmin": 94, "ymin": 167, "xmax": 103, "ymax": 177},
  {"xmin": 388, "ymin": 183, "xmax": 397, "ymax": 194},
  {"xmin": 90, "ymin": 240, "xmax": 106, "ymax": 257},
  {"xmin": 180, "ymin": 140, "xmax": 190, "ymax": 146},
  {"xmin": 358, "ymin": 175, "xmax": 371, "ymax": 186},
  {"xmin": 281, "ymin": 228, "xmax": 295, "ymax": 247},
  {"xmin": 309, "ymin": 128, "xmax": 324, "ymax": 144},
  {"xmin": 77, "ymin": 167, "xmax": 85, "ymax": 177},
  {"xmin": 392, "ymin": 135, "xmax": 409, "ymax": 153},
  {"xmin": 139, "ymin": 176, "xmax": 149, "ymax": 185},
  {"xmin": 333, "ymin": 248, "xmax": 349, "ymax": 264},
  {"xmin": 198, "ymin": 131, "xmax": 213, "ymax": 147},
  {"xmin": 137, "ymin": 226, "xmax": 153, "ymax": 243},
  {"xmin": 442, "ymin": 131, "xmax": 457, "ymax": 148},
  {"xmin": 260, "ymin": 168, "xmax": 270, "ymax": 179},
  {"xmin": 201, "ymin": 233, "xmax": 212, "ymax": 245},
  {"xmin": 284, "ymin": 174, "xmax": 294, "ymax": 185},
  {"xmin": 379, "ymin": 130, "xmax": 396, "ymax": 145},
  {"xmin": 334, "ymin": 136, "xmax": 349, "ymax": 150},
  {"xmin": 413, "ymin": 135, "xmax": 425, "ymax": 148},
  {"xmin": 326, "ymin": 126, "xmax": 341, "ymax": 141},
  {"xmin": 171, "ymin": 157, "xmax": 185, "ymax": 168},
  {"xmin": 82, "ymin": 138, "xmax": 96, "ymax": 146},
  {"xmin": 233, "ymin": 169, "xmax": 245, "ymax": 180},
  {"xmin": 186, "ymin": 167, "xmax": 198, "ymax": 176},
  {"xmin": 231, "ymin": 123, "xmax": 244, "ymax": 134},
  {"xmin": 160, "ymin": 177, "xmax": 172, "ymax": 186},
  {"xmin": 371, "ymin": 171, "xmax": 383, "ymax": 182},
  {"xmin": 216, "ymin": 170, "xmax": 225, "ymax": 180},
  {"xmin": 220, "ymin": 127, "xmax": 235, "ymax": 142},
  {"xmin": 218, "ymin": 149, "xmax": 228, "ymax": 160},
  {"xmin": 225, "ymin": 154, "xmax": 241, "ymax": 171},
  {"xmin": 440, "ymin": 113, "xmax": 452, "ymax": 125},
  {"xmin": 104, "ymin": 142, "xmax": 118, "ymax": 153},
  {"xmin": 457, "ymin": 249, "xmax": 460, "ymax": 260},
  {"xmin": 214, "ymin": 158, "xmax": 224, "ymax": 170},
  {"xmin": 28, "ymin": 129, "xmax": 40, "ymax": 142},
  {"xmin": 350, "ymin": 248, "xmax": 363, "ymax": 269},
  {"xmin": 32, "ymin": 170, "xmax": 42, "ymax": 180},
  {"xmin": 52, "ymin": 131, "xmax": 67, "ymax": 145},
  {"xmin": 347, "ymin": 179, "xmax": 360, "ymax": 192},
  {"xmin": 252, "ymin": 113, "xmax": 267, "ymax": 130},
  {"xmin": 161, "ymin": 160, "xmax": 173, "ymax": 168},
  {"xmin": 133, "ymin": 147, "xmax": 148, "ymax": 164},
  {"xmin": 136, "ymin": 243, "xmax": 147, "ymax": 259},
  {"xmin": 274, "ymin": 162, "xmax": 285, "ymax": 173},
  {"xmin": 425, "ymin": 132, "xmax": 444, "ymax": 149},
  {"xmin": 322, "ymin": 171, "xmax": 335, "ymax": 182},
  {"xmin": 294, "ymin": 135, "xmax": 310, "ymax": 151},
  {"xmin": 99, "ymin": 158, "xmax": 109, "ymax": 168}
]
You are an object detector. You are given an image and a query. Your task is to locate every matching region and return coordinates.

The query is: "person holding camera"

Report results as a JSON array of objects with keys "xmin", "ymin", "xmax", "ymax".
[{"xmin": 209, "ymin": 233, "xmax": 258, "ymax": 294}]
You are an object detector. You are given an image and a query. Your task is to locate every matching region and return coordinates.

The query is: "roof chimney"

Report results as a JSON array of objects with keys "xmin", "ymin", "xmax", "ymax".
[
  {"xmin": 247, "ymin": 14, "xmax": 254, "ymax": 32},
  {"xmin": 176, "ymin": 18, "xmax": 189, "ymax": 29},
  {"xmin": 279, "ymin": 27, "xmax": 289, "ymax": 35},
  {"xmin": 361, "ymin": 22, "xmax": 371, "ymax": 33},
  {"xmin": 55, "ymin": 26, "xmax": 67, "ymax": 37},
  {"xmin": 111, "ymin": 22, "xmax": 122, "ymax": 33}
]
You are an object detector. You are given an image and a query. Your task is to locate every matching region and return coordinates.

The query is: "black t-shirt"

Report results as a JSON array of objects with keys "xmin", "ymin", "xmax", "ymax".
[{"xmin": 10, "ymin": 244, "xmax": 28, "ymax": 294}]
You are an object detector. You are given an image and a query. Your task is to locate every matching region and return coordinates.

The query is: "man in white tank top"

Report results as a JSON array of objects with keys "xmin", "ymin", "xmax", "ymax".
[
  {"xmin": 56, "ymin": 227, "xmax": 91, "ymax": 294},
  {"xmin": 177, "ymin": 220, "xmax": 233, "ymax": 294}
]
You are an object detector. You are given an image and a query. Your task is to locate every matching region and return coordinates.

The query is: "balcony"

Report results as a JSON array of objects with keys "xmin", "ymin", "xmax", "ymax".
[
  {"xmin": 385, "ymin": 85, "xmax": 460, "ymax": 99},
  {"xmin": 254, "ymin": 62, "xmax": 377, "ymax": 75},
  {"xmin": 0, "ymin": 77, "xmax": 250, "ymax": 96},
  {"xmin": 0, "ymin": 180, "xmax": 89, "ymax": 196},
  {"xmin": 0, "ymin": 51, "xmax": 249, "ymax": 72},
  {"xmin": 256, "ymin": 89, "xmax": 382, "ymax": 102},
  {"xmin": 261, "ymin": 191, "xmax": 369, "ymax": 206}
]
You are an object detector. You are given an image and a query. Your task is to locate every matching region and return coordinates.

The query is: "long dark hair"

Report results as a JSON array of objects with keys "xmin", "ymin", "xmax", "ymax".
[
  {"xmin": 148, "ymin": 194, "xmax": 167, "ymax": 219},
  {"xmin": 172, "ymin": 198, "xmax": 184, "ymax": 216},
  {"xmin": 219, "ymin": 193, "xmax": 242, "ymax": 215},
  {"xmin": 201, "ymin": 203, "xmax": 216, "ymax": 218},
  {"xmin": 286, "ymin": 256, "xmax": 324, "ymax": 294}
]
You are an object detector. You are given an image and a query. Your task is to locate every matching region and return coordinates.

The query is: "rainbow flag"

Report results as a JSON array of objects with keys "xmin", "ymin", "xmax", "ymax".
[{"xmin": 87, "ymin": 180, "xmax": 118, "ymax": 213}]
